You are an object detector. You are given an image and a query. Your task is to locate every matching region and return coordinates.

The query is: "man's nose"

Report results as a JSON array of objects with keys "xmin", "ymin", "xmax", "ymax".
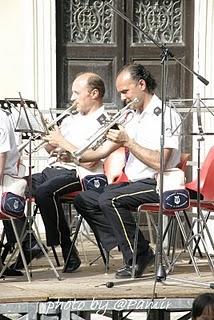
[
  {"xmin": 71, "ymin": 93, "xmax": 76, "ymax": 100},
  {"xmin": 120, "ymin": 93, "xmax": 126, "ymax": 101}
]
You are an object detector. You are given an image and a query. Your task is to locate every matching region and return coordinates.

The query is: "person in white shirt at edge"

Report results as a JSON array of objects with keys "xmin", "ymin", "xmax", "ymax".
[
  {"xmin": 0, "ymin": 108, "xmax": 29, "ymax": 277},
  {"xmin": 46, "ymin": 63, "xmax": 182, "ymax": 279},
  {"xmin": 12, "ymin": 72, "xmax": 108, "ymax": 273}
]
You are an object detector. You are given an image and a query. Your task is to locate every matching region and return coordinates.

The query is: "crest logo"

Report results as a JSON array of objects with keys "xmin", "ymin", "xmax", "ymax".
[
  {"xmin": 174, "ymin": 195, "xmax": 181, "ymax": 205},
  {"xmin": 94, "ymin": 180, "xmax": 100, "ymax": 188},
  {"xmin": 14, "ymin": 200, "xmax": 19, "ymax": 209}
]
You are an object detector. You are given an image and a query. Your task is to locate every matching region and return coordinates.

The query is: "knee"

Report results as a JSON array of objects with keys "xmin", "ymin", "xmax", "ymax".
[
  {"xmin": 98, "ymin": 193, "xmax": 112, "ymax": 211},
  {"xmin": 73, "ymin": 193, "xmax": 88, "ymax": 213}
]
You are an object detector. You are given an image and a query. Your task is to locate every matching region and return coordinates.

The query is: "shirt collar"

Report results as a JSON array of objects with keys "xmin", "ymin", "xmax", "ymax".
[{"xmin": 136, "ymin": 94, "xmax": 161, "ymax": 119}]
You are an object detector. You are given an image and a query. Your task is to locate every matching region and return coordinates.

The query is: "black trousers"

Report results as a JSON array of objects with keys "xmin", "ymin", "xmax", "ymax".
[
  {"xmin": 74, "ymin": 178, "xmax": 159, "ymax": 265},
  {"xmin": 31, "ymin": 167, "xmax": 81, "ymax": 247}
]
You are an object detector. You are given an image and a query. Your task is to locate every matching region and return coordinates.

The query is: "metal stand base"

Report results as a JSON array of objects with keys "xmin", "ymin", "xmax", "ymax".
[{"xmin": 0, "ymin": 213, "xmax": 61, "ymax": 281}]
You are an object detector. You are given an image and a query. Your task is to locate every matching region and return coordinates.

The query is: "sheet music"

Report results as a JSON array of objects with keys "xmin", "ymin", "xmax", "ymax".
[{"xmin": 15, "ymin": 101, "xmax": 49, "ymax": 134}]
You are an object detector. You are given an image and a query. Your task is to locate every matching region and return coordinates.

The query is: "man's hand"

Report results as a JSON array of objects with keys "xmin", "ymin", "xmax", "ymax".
[
  {"xmin": 106, "ymin": 126, "xmax": 131, "ymax": 146},
  {"xmin": 50, "ymin": 147, "xmax": 73, "ymax": 163},
  {"xmin": 45, "ymin": 126, "xmax": 64, "ymax": 147}
]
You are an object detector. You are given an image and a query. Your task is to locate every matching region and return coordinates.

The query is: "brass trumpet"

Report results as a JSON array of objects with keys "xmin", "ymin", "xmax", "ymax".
[
  {"xmin": 18, "ymin": 101, "xmax": 77, "ymax": 153},
  {"xmin": 73, "ymin": 98, "xmax": 139, "ymax": 159}
]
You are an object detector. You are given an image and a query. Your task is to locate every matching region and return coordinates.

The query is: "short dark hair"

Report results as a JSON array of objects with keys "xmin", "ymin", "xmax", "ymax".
[
  {"xmin": 192, "ymin": 293, "xmax": 214, "ymax": 319},
  {"xmin": 87, "ymin": 74, "xmax": 105, "ymax": 98},
  {"xmin": 118, "ymin": 63, "xmax": 157, "ymax": 93}
]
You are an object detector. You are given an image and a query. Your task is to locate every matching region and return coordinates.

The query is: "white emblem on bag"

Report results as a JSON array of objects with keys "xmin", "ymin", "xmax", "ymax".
[
  {"xmin": 14, "ymin": 200, "xmax": 19, "ymax": 209},
  {"xmin": 94, "ymin": 180, "xmax": 100, "ymax": 188},
  {"xmin": 174, "ymin": 195, "xmax": 181, "ymax": 205}
]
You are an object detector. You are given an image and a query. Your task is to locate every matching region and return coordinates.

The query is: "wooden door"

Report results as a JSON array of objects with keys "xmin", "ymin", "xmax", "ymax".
[
  {"xmin": 56, "ymin": 0, "xmax": 194, "ymax": 109},
  {"xmin": 125, "ymin": 0, "xmax": 194, "ymax": 100},
  {"xmin": 56, "ymin": 0, "xmax": 125, "ymax": 109}
]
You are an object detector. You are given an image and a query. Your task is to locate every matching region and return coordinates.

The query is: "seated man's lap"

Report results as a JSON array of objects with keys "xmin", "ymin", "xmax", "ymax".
[{"xmin": 99, "ymin": 179, "xmax": 159, "ymax": 209}]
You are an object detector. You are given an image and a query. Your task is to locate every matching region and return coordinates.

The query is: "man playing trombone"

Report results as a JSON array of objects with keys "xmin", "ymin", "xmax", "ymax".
[
  {"xmin": 15, "ymin": 72, "xmax": 108, "ymax": 273},
  {"xmin": 46, "ymin": 63, "xmax": 182, "ymax": 278}
]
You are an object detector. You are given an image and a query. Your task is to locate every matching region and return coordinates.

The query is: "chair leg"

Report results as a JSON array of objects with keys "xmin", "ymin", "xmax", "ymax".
[
  {"xmin": 145, "ymin": 212, "xmax": 155, "ymax": 245},
  {"xmin": 192, "ymin": 211, "xmax": 214, "ymax": 257},
  {"xmin": 32, "ymin": 219, "xmax": 61, "ymax": 280},
  {"xmin": 51, "ymin": 246, "xmax": 60, "ymax": 267},
  {"xmin": 189, "ymin": 217, "xmax": 214, "ymax": 273},
  {"xmin": 147, "ymin": 214, "xmax": 172, "ymax": 271},
  {"xmin": 183, "ymin": 210, "xmax": 203, "ymax": 258},
  {"xmin": 162, "ymin": 216, "xmax": 173, "ymax": 256},
  {"xmin": 163, "ymin": 217, "xmax": 178, "ymax": 264},
  {"xmin": 0, "ymin": 228, "xmax": 5, "ymax": 256},
  {"xmin": 169, "ymin": 219, "xmax": 178, "ymax": 264},
  {"xmin": 131, "ymin": 211, "xmax": 141, "ymax": 278},
  {"xmin": 63, "ymin": 215, "xmax": 83, "ymax": 272},
  {"xmin": 0, "ymin": 218, "xmax": 31, "ymax": 282},
  {"xmin": 175, "ymin": 212, "xmax": 201, "ymax": 276},
  {"xmin": 90, "ymin": 232, "xmax": 110, "ymax": 274},
  {"xmin": 64, "ymin": 213, "xmax": 110, "ymax": 273}
]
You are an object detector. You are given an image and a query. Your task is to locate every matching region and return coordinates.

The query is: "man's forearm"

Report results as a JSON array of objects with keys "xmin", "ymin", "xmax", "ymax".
[{"xmin": 124, "ymin": 139, "xmax": 172, "ymax": 171}]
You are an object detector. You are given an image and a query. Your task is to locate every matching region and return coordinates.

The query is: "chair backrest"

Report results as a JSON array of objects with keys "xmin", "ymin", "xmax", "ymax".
[
  {"xmin": 185, "ymin": 146, "xmax": 214, "ymax": 200},
  {"xmin": 103, "ymin": 147, "xmax": 127, "ymax": 184}
]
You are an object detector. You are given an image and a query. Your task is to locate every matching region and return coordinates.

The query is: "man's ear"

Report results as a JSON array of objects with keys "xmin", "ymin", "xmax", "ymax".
[
  {"xmin": 90, "ymin": 88, "xmax": 99, "ymax": 99},
  {"xmin": 138, "ymin": 79, "xmax": 146, "ymax": 90}
]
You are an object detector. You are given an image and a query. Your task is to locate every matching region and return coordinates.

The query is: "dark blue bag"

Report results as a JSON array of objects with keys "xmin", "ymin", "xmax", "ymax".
[
  {"xmin": 163, "ymin": 189, "xmax": 190, "ymax": 210},
  {"xmin": 82, "ymin": 174, "xmax": 108, "ymax": 191},
  {"xmin": 1, "ymin": 192, "xmax": 25, "ymax": 218}
]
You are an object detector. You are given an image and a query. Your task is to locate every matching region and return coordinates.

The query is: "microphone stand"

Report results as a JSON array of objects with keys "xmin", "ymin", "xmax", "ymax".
[{"xmin": 104, "ymin": 3, "xmax": 212, "ymax": 288}]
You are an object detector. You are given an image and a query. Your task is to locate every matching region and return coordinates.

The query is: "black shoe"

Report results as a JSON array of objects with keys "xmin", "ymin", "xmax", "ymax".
[
  {"xmin": 115, "ymin": 247, "xmax": 155, "ymax": 279},
  {"xmin": 62, "ymin": 245, "xmax": 81, "ymax": 273},
  {"xmin": 1, "ymin": 267, "xmax": 23, "ymax": 277},
  {"xmin": 10, "ymin": 243, "xmax": 45, "ymax": 270}
]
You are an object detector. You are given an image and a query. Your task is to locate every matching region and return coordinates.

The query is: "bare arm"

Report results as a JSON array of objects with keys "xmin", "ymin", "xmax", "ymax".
[
  {"xmin": 46, "ymin": 125, "xmax": 172, "ymax": 169},
  {"xmin": 45, "ymin": 126, "xmax": 77, "ymax": 154},
  {"xmin": 45, "ymin": 126, "xmax": 119, "ymax": 165},
  {"xmin": 125, "ymin": 139, "xmax": 172, "ymax": 171},
  {"xmin": 78, "ymin": 140, "xmax": 120, "ymax": 163},
  {"xmin": 107, "ymin": 127, "xmax": 172, "ymax": 171}
]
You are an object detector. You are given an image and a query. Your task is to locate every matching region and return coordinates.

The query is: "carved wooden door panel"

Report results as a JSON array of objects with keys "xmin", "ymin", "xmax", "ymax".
[
  {"xmin": 56, "ymin": 0, "xmax": 125, "ymax": 109},
  {"xmin": 125, "ymin": 0, "xmax": 194, "ymax": 100},
  {"xmin": 56, "ymin": 0, "xmax": 194, "ymax": 110}
]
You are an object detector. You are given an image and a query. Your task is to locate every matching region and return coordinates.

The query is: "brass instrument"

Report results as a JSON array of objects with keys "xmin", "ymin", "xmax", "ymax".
[
  {"xmin": 73, "ymin": 98, "xmax": 139, "ymax": 159},
  {"xmin": 18, "ymin": 101, "xmax": 77, "ymax": 153}
]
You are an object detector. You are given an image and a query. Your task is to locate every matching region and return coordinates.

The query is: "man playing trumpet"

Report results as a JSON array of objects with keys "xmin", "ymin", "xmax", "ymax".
[
  {"xmin": 16, "ymin": 72, "xmax": 108, "ymax": 273},
  {"xmin": 46, "ymin": 63, "xmax": 182, "ymax": 279}
]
